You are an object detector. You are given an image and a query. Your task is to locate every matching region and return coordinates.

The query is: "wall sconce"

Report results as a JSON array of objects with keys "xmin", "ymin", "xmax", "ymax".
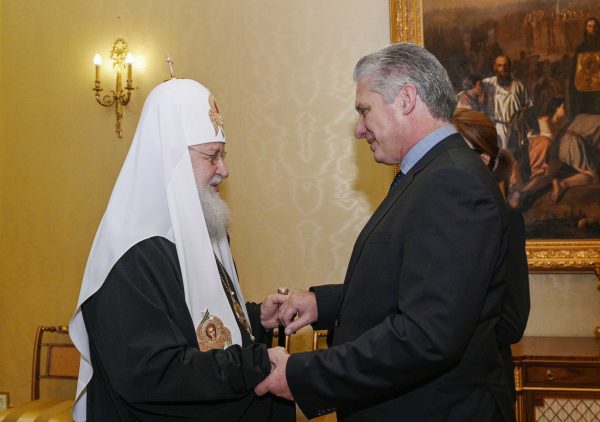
[{"xmin": 93, "ymin": 38, "xmax": 136, "ymax": 138}]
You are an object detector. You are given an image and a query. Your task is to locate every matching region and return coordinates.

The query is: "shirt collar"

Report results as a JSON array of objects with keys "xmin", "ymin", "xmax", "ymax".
[{"xmin": 399, "ymin": 123, "xmax": 457, "ymax": 175}]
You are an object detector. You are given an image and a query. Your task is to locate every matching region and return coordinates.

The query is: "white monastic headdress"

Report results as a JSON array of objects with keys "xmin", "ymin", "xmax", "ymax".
[{"xmin": 69, "ymin": 79, "xmax": 248, "ymax": 421}]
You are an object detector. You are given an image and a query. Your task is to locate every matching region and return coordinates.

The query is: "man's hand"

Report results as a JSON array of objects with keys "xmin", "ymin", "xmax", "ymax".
[
  {"xmin": 260, "ymin": 293, "xmax": 289, "ymax": 329},
  {"xmin": 254, "ymin": 347, "xmax": 293, "ymax": 401},
  {"xmin": 278, "ymin": 290, "xmax": 318, "ymax": 335}
]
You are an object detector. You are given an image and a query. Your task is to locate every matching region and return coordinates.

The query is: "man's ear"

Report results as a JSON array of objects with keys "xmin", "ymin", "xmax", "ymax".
[{"xmin": 396, "ymin": 84, "xmax": 417, "ymax": 115}]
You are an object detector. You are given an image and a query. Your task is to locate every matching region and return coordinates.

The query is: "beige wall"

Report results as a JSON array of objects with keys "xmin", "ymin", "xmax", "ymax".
[
  {"xmin": 0, "ymin": 0, "xmax": 597, "ymax": 411},
  {"xmin": 526, "ymin": 274, "xmax": 599, "ymax": 337}
]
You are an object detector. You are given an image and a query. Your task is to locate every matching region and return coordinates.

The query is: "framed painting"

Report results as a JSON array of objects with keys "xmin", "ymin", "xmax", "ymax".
[{"xmin": 390, "ymin": 0, "xmax": 600, "ymax": 278}]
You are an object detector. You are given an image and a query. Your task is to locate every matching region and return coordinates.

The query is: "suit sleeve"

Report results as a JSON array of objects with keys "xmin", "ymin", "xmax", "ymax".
[
  {"xmin": 310, "ymin": 284, "xmax": 343, "ymax": 331},
  {"xmin": 82, "ymin": 238, "xmax": 271, "ymax": 406},
  {"xmin": 287, "ymin": 168, "xmax": 507, "ymax": 417},
  {"xmin": 496, "ymin": 209, "xmax": 530, "ymax": 345}
]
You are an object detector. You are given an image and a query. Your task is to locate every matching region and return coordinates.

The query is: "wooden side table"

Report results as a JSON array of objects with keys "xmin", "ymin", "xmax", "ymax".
[{"xmin": 512, "ymin": 336, "xmax": 600, "ymax": 421}]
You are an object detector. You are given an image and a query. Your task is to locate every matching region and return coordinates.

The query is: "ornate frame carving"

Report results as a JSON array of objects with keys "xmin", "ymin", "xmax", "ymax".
[
  {"xmin": 389, "ymin": 0, "xmax": 600, "ymax": 284},
  {"xmin": 389, "ymin": 0, "xmax": 423, "ymax": 46}
]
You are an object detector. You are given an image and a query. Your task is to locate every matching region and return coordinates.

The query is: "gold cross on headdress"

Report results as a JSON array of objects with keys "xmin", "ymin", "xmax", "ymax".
[{"xmin": 165, "ymin": 53, "xmax": 176, "ymax": 79}]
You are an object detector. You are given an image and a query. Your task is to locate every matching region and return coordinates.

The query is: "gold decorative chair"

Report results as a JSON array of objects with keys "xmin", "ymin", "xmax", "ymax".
[
  {"xmin": 272, "ymin": 329, "xmax": 292, "ymax": 352},
  {"xmin": 0, "ymin": 325, "xmax": 79, "ymax": 422},
  {"xmin": 312, "ymin": 330, "xmax": 328, "ymax": 351}
]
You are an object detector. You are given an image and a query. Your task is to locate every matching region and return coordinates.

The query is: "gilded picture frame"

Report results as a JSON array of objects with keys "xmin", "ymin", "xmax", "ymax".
[{"xmin": 389, "ymin": 0, "xmax": 600, "ymax": 281}]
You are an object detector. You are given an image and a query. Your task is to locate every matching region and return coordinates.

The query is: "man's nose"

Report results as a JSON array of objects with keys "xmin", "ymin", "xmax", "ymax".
[
  {"xmin": 217, "ymin": 159, "xmax": 229, "ymax": 178},
  {"xmin": 355, "ymin": 118, "xmax": 366, "ymax": 139}
]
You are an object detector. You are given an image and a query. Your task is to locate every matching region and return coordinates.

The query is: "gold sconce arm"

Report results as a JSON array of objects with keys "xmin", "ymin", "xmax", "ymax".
[{"xmin": 93, "ymin": 38, "xmax": 136, "ymax": 138}]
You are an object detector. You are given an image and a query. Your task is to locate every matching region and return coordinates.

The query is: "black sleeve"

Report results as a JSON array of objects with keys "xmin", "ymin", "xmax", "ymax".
[
  {"xmin": 82, "ymin": 237, "xmax": 271, "ymax": 406},
  {"xmin": 496, "ymin": 209, "xmax": 530, "ymax": 345},
  {"xmin": 310, "ymin": 284, "xmax": 343, "ymax": 331},
  {"xmin": 245, "ymin": 301, "xmax": 274, "ymax": 346}
]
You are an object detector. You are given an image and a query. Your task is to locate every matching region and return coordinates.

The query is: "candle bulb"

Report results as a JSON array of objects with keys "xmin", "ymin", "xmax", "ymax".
[
  {"xmin": 93, "ymin": 53, "xmax": 102, "ymax": 82},
  {"xmin": 126, "ymin": 53, "xmax": 133, "ymax": 82}
]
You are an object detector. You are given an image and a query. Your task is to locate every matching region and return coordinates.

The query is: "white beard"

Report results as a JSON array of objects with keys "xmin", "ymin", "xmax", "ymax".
[{"xmin": 198, "ymin": 180, "xmax": 230, "ymax": 241}]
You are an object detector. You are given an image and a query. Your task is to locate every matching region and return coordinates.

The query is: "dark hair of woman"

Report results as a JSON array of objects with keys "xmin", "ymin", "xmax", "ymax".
[{"xmin": 451, "ymin": 108, "xmax": 514, "ymax": 184}]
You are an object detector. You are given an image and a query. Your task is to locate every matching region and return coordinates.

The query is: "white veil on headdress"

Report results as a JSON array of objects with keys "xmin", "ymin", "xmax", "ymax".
[{"xmin": 69, "ymin": 79, "xmax": 248, "ymax": 421}]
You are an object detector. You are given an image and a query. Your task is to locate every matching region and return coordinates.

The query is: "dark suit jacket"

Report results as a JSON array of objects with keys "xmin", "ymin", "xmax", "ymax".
[
  {"xmin": 287, "ymin": 134, "xmax": 515, "ymax": 421},
  {"xmin": 497, "ymin": 209, "xmax": 530, "ymax": 401}
]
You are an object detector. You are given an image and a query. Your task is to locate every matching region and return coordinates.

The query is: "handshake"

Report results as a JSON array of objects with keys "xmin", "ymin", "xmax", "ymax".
[{"xmin": 255, "ymin": 289, "xmax": 318, "ymax": 401}]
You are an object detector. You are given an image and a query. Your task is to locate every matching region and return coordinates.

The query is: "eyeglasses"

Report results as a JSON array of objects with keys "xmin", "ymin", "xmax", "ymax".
[{"xmin": 189, "ymin": 146, "xmax": 227, "ymax": 165}]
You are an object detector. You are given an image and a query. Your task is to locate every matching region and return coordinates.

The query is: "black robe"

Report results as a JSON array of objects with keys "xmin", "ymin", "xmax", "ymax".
[{"xmin": 82, "ymin": 236, "xmax": 295, "ymax": 421}]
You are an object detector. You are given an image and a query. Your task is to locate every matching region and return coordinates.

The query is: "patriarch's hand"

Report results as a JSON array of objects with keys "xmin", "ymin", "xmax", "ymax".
[{"xmin": 260, "ymin": 293, "xmax": 289, "ymax": 329}]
